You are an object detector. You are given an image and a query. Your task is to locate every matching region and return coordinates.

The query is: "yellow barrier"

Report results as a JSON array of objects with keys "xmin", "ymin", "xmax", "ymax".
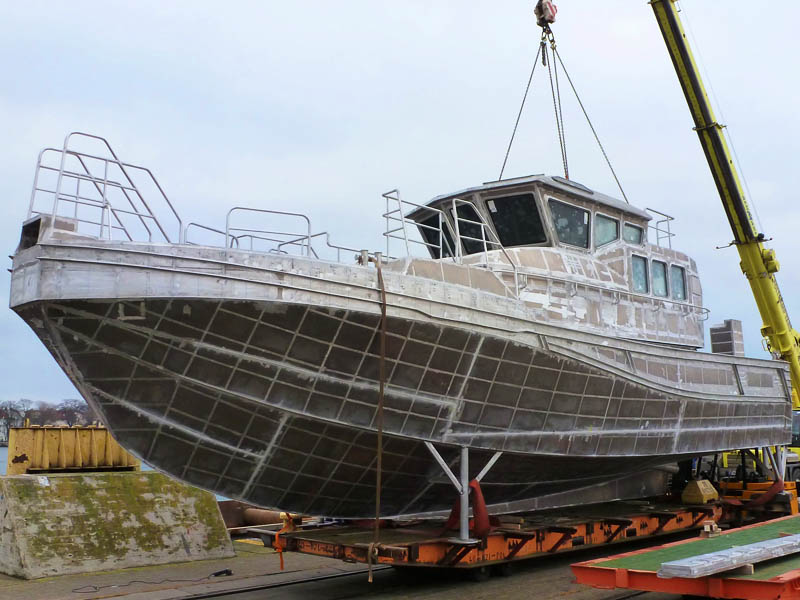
[{"xmin": 6, "ymin": 426, "xmax": 140, "ymax": 475}]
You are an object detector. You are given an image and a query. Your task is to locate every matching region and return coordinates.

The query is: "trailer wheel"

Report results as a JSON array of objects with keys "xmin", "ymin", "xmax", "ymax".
[
  {"xmin": 791, "ymin": 466, "xmax": 800, "ymax": 481},
  {"xmin": 492, "ymin": 562, "xmax": 513, "ymax": 577}
]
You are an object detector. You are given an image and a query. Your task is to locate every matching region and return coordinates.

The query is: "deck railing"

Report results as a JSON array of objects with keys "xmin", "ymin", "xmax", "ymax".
[
  {"xmin": 225, "ymin": 207, "xmax": 313, "ymax": 257},
  {"xmin": 646, "ymin": 207, "xmax": 675, "ymax": 249},
  {"xmin": 382, "ymin": 190, "xmax": 521, "ymax": 297},
  {"xmin": 27, "ymin": 134, "xmax": 702, "ymax": 330},
  {"xmin": 28, "ymin": 132, "xmax": 183, "ymax": 243}
]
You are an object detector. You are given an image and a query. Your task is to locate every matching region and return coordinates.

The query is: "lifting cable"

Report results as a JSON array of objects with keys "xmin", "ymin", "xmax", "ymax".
[
  {"xmin": 552, "ymin": 46, "xmax": 629, "ymax": 203},
  {"xmin": 545, "ymin": 35, "xmax": 569, "ymax": 179},
  {"xmin": 499, "ymin": 41, "xmax": 543, "ymax": 180},
  {"xmin": 499, "ymin": 10, "xmax": 630, "ymax": 204}
]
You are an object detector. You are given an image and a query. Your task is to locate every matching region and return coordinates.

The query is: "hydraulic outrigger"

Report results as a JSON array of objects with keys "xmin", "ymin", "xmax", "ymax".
[{"xmin": 650, "ymin": 0, "xmax": 800, "ymax": 414}]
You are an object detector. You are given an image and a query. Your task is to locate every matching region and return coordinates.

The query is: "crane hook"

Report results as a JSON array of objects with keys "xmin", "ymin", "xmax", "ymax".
[{"xmin": 534, "ymin": 0, "xmax": 557, "ymax": 28}]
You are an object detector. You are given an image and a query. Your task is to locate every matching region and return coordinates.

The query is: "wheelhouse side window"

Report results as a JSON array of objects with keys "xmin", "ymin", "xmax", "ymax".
[
  {"xmin": 595, "ymin": 214, "xmax": 619, "ymax": 247},
  {"xmin": 632, "ymin": 255, "xmax": 649, "ymax": 293},
  {"xmin": 548, "ymin": 199, "xmax": 590, "ymax": 248},
  {"xmin": 486, "ymin": 194, "xmax": 547, "ymax": 247},
  {"xmin": 623, "ymin": 223, "xmax": 644, "ymax": 244},
  {"xmin": 670, "ymin": 265, "xmax": 687, "ymax": 301},
  {"xmin": 452, "ymin": 203, "xmax": 487, "ymax": 255},
  {"xmin": 652, "ymin": 260, "xmax": 668, "ymax": 297},
  {"xmin": 418, "ymin": 214, "xmax": 455, "ymax": 259}
]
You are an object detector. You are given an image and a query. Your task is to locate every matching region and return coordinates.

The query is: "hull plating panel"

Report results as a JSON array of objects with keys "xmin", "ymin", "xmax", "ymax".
[{"xmin": 15, "ymin": 297, "xmax": 790, "ymax": 517}]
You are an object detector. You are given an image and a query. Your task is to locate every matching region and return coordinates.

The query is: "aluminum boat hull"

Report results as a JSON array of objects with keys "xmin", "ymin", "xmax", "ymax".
[{"xmin": 10, "ymin": 239, "xmax": 792, "ymax": 517}]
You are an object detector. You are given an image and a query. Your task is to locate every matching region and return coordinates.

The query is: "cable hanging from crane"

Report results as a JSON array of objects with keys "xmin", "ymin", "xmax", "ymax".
[
  {"xmin": 499, "ymin": 42, "xmax": 543, "ymax": 180},
  {"xmin": 545, "ymin": 34, "xmax": 569, "ymax": 180},
  {"xmin": 552, "ymin": 46, "xmax": 629, "ymax": 204},
  {"xmin": 499, "ymin": 1, "xmax": 629, "ymax": 204}
]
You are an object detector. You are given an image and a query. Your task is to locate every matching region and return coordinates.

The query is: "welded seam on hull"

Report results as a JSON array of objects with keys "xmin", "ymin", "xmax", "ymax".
[
  {"xmin": 56, "ymin": 315, "xmax": 764, "ymax": 461},
  {"xmin": 32, "ymin": 242, "xmax": 708, "ymax": 318},
  {"xmin": 36, "ymin": 303, "xmax": 113, "ymax": 435},
  {"xmin": 444, "ymin": 337, "xmax": 485, "ymax": 434},
  {"xmin": 545, "ymin": 339, "xmax": 787, "ymax": 403},
  {"xmin": 84, "ymin": 383, "xmax": 671, "ymax": 491},
  {"xmin": 60, "ymin": 253, "xmax": 692, "ymax": 349},
  {"xmin": 29, "ymin": 252, "xmax": 711, "ymax": 358},
  {"xmin": 52, "ymin": 302, "xmax": 455, "ymax": 410},
  {"xmin": 51, "ymin": 318, "xmax": 455, "ymax": 445},
  {"xmin": 565, "ymin": 363, "xmax": 595, "ymax": 456},
  {"xmin": 175, "ymin": 300, "xmax": 232, "ymax": 481},
  {"xmin": 29, "ymin": 254, "xmax": 790, "ymax": 402},
  {"xmin": 211, "ymin": 302, "xmax": 271, "ymax": 490},
  {"xmin": 143, "ymin": 299, "xmax": 183, "ymax": 464},
  {"xmin": 443, "ymin": 422, "xmax": 782, "ymax": 440},
  {"xmin": 672, "ymin": 399, "xmax": 687, "ymax": 454},
  {"xmin": 86, "ymin": 383, "xmax": 264, "ymax": 459},
  {"xmin": 48, "ymin": 306, "xmax": 791, "ymax": 452},
  {"xmin": 241, "ymin": 413, "xmax": 290, "ymax": 499}
]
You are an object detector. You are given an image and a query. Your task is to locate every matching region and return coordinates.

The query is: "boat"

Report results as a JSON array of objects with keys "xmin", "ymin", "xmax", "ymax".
[{"xmin": 9, "ymin": 133, "xmax": 791, "ymax": 518}]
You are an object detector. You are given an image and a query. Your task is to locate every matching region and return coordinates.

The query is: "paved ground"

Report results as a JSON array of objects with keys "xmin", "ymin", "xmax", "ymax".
[
  {"xmin": 0, "ymin": 540, "xmax": 365, "ymax": 600},
  {"xmin": 1, "ymin": 536, "xmax": 690, "ymax": 600}
]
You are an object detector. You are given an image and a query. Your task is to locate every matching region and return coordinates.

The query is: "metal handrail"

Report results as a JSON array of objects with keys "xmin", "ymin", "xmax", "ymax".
[
  {"xmin": 64, "ymin": 132, "xmax": 182, "ymax": 243},
  {"xmin": 29, "ymin": 133, "xmax": 183, "ymax": 243},
  {"xmin": 646, "ymin": 207, "xmax": 675, "ymax": 249},
  {"xmin": 184, "ymin": 223, "xmax": 241, "ymax": 247},
  {"xmin": 382, "ymin": 190, "xmax": 457, "ymax": 260},
  {"xmin": 186, "ymin": 221, "xmax": 358, "ymax": 261},
  {"xmin": 225, "ymin": 207, "xmax": 312, "ymax": 256},
  {"xmin": 322, "ymin": 233, "xmax": 361, "ymax": 262},
  {"xmin": 276, "ymin": 231, "xmax": 360, "ymax": 262},
  {"xmin": 450, "ymin": 197, "xmax": 520, "ymax": 297},
  {"xmin": 380, "ymin": 190, "xmax": 521, "ymax": 297},
  {"xmin": 30, "ymin": 148, "xmax": 135, "ymax": 241}
]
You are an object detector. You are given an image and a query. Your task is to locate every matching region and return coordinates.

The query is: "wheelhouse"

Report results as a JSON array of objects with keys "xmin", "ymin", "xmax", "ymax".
[
  {"xmin": 409, "ymin": 175, "xmax": 651, "ymax": 259},
  {"xmin": 407, "ymin": 174, "xmax": 698, "ymax": 312}
]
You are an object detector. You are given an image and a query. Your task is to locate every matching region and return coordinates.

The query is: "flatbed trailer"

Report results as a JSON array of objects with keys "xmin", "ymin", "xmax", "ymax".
[
  {"xmin": 257, "ymin": 501, "xmax": 721, "ymax": 572},
  {"xmin": 572, "ymin": 513, "xmax": 800, "ymax": 600}
]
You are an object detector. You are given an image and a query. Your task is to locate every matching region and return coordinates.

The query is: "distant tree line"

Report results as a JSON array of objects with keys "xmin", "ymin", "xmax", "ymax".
[{"xmin": 0, "ymin": 399, "xmax": 100, "ymax": 440}]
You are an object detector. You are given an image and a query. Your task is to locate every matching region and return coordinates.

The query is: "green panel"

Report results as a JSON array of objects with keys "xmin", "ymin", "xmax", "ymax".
[{"xmin": 598, "ymin": 516, "xmax": 800, "ymax": 581}]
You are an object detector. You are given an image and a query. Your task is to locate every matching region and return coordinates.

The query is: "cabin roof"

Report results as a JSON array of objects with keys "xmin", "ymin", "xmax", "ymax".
[{"xmin": 425, "ymin": 174, "xmax": 652, "ymax": 221}]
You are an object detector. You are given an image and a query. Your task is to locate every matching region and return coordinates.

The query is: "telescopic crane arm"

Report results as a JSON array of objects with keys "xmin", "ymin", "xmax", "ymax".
[{"xmin": 650, "ymin": 0, "xmax": 800, "ymax": 409}]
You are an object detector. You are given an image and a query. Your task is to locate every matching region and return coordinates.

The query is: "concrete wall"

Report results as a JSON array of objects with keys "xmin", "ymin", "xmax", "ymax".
[{"xmin": 0, "ymin": 471, "xmax": 233, "ymax": 579}]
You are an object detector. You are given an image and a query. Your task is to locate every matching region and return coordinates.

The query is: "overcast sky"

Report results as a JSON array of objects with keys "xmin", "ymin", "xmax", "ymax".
[{"xmin": 1, "ymin": 1, "xmax": 799, "ymax": 403}]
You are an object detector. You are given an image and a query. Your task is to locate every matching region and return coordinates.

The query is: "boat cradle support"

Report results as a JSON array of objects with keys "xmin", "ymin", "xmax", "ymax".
[{"xmin": 423, "ymin": 442, "xmax": 503, "ymax": 543}]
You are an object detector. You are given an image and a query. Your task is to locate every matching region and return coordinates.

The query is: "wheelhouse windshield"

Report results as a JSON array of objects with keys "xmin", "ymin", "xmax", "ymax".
[{"xmin": 486, "ymin": 194, "xmax": 547, "ymax": 247}]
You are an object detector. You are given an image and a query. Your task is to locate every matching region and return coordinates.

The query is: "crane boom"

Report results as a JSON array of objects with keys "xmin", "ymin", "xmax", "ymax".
[{"xmin": 650, "ymin": 0, "xmax": 800, "ymax": 409}]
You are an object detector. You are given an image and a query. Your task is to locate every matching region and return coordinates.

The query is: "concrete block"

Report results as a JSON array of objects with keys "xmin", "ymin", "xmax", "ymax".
[{"xmin": 0, "ymin": 471, "xmax": 234, "ymax": 579}]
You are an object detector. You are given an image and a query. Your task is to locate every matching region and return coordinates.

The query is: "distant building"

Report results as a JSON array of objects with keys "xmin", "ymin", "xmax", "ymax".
[{"xmin": 710, "ymin": 319, "xmax": 745, "ymax": 357}]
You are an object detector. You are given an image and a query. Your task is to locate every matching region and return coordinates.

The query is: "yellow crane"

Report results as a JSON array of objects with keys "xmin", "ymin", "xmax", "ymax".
[{"xmin": 650, "ymin": 0, "xmax": 800, "ymax": 414}]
